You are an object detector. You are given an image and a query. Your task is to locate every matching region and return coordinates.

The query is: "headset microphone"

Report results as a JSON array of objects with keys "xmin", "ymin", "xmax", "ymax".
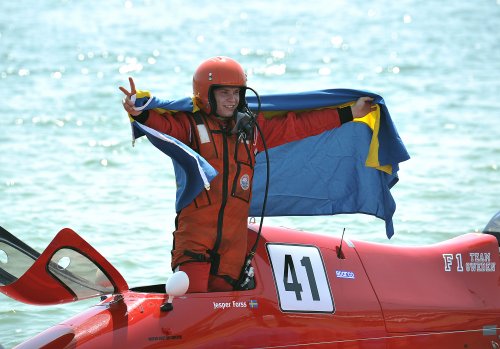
[{"xmin": 232, "ymin": 110, "xmax": 255, "ymax": 139}]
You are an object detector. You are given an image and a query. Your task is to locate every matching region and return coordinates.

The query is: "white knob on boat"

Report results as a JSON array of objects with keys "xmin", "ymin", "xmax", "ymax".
[
  {"xmin": 165, "ymin": 271, "xmax": 189, "ymax": 297},
  {"xmin": 161, "ymin": 271, "xmax": 189, "ymax": 312}
]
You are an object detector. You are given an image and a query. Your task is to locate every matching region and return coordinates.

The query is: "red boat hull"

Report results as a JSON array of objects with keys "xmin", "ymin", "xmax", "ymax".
[{"xmin": 4, "ymin": 225, "xmax": 500, "ymax": 348}]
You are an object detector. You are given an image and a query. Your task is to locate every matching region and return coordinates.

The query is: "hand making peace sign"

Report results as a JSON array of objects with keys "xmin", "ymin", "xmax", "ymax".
[{"xmin": 119, "ymin": 77, "xmax": 141, "ymax": 117}]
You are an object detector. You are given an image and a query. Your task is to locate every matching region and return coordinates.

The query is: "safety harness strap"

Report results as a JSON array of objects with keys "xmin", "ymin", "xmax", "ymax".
[{"xmin": 183, "ymin": 250, "xmax": 211, "ymax": 263}]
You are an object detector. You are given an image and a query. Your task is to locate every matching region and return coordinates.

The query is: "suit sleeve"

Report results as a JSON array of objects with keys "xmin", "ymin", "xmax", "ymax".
[
  {"xmin": 255, "ymin": 107, "xmax": 352, "ymax": 152},
  {"xmin": 133, "ymin": 109, "xmax": 192, "ymax": 145}
]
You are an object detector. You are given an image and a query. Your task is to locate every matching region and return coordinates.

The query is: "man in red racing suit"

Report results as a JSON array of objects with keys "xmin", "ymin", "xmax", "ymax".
[{"xmin": 120, "ymin": 56, "xmax": 374, "ymax": 292}]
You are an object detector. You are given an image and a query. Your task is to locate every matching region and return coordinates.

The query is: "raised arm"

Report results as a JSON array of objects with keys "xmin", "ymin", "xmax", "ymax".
[
  {"xmin": 119, "ymin": 77, "xmax": 192, "ymax": 144},
  {"xmin": 255, "ymin": 96, "xmax": 375, "ymax": 151}
]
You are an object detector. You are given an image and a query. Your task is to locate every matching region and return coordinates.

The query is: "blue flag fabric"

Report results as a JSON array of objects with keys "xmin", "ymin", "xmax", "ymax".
[
  {"xmin": 131, "ymin": 122, "xmax": 218, "ymax": 211},
  {"xmin": 130, "ymin": 89, "xmax": 410, "ymax": 238},
  {"xmin": 250, "ymin": 122, "xmax": 398, "ymax": 237}
]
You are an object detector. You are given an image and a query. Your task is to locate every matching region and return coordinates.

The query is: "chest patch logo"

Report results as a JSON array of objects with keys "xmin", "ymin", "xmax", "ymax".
[{"xmin": 240, "ymin": 174, "xmax": 250, "ymax": 191}]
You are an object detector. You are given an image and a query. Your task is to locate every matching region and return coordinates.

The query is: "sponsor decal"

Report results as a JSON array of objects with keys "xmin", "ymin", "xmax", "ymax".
[
  {"xmin": 213, "ymin": 300, "xmax": 249, "ymax": 310},
  {"xmin": 148, "ymin": 335, "xmax": 182, "ymax": 342},
  {"xmin": 240, "ymin": 174, "xmax": 250, "ymax": 191},
  {"xmin": 442, "ymin": 252, "xmax": 496, "ymax": 272},
  {"xmin": 335, "ymin": 270, "xmax": 355, "ymax": 279}
]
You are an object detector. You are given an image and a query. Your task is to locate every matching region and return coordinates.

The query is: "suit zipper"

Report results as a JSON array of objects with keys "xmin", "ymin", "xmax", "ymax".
[{"xmin": 213, "ymin": 126, "xmax": 229, "ymax": 255}]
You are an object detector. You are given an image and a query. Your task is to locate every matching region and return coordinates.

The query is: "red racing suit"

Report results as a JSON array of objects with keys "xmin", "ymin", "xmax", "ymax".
[{"xmin": 136, "ymin": 106, "xmax": 352, "ymax": 284}]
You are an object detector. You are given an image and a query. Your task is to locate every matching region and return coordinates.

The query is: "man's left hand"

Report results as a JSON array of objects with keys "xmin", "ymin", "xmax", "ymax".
[{"xmin": 352, "ymin": 97, "xmax": 376, "ymax": 119}]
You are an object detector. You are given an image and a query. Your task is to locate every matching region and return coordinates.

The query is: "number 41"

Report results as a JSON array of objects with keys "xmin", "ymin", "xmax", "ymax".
[{"xmin": 283, "ymin": 254, "xmax": 320, "ymax": 301}]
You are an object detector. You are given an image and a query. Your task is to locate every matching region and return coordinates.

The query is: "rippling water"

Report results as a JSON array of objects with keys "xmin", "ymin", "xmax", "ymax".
[{"xmin": 1, "ymin": 0, "xmax": 499, "ymax": 347}]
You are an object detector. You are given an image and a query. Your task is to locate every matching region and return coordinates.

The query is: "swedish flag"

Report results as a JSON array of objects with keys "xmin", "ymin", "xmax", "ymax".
[{"xmin": 129, "ymin": 89, "xmax": 409, "ymax": 238}]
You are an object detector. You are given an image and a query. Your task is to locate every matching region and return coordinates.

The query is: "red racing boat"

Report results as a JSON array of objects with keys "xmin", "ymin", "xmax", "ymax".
[{"xmin": 1, "ymin": 212, "xmax": 500, "ymax": 348}]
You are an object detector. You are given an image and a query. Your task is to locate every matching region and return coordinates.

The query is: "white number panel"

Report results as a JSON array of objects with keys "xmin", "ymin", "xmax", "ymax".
[{"xmin": 266, "ymin": 243, "xmax": 334, "ymax": 313}]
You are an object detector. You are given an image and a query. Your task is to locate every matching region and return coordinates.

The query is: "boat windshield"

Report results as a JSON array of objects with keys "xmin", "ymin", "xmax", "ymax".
[
  {"xmin": 0, "ymin": 238, "xmax": 37, "ymax": 286},
  {"xmin": 0, "ymin": 226, "xmax": 127, "ymax": 305},
  {"xmin": 48, "ymin": 248, "xmax": 114, "ymax": 298},
  {"xmin": 484, "ymin": 211, "xmax": 500, "ymax": 234},
  {"xmin": 483, "ymin": 211, "xmax": 500, "ymax": 248}
]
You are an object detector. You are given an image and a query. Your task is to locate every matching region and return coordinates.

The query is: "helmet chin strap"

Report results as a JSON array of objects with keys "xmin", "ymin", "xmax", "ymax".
[
  {"xmin": 212, "ymin": 111, "xmax": 234, "ymax": 121},
  {"xmin": 207, "ymin": 85, "xmax": 218, "ymax": 116}
]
